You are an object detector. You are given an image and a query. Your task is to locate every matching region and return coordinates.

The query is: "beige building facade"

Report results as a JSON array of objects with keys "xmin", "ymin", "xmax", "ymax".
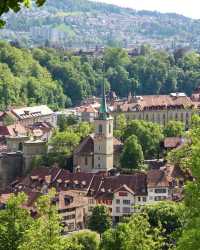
[{"xmin": 112, "ymin": 93, "xmax": 198, "ymax": 128}]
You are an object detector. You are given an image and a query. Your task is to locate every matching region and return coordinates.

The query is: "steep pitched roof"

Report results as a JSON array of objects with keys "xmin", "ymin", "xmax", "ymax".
[
  {"xmin": 147, "ymin": 169, "xmax": 172, "ymax": 188},
  {"xmin": 92, "ymin": 173, "xmax": 147, "ymax": 200}
]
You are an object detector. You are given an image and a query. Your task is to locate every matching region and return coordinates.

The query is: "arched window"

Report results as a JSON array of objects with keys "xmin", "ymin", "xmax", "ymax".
[
  {"xmin": 85, "ymin": 157, "xmax": 88, "ymax": 166},
  {"xmin": 109, "ymin": 124, "xmax": 112, "ymax": 134},
  {"xmin": 18, "ymin": 142, "xmax": 23, "ymax": 151},
  {"xmin": 99, "ymin": 124, "xmax": 103, "ymax": 134}
]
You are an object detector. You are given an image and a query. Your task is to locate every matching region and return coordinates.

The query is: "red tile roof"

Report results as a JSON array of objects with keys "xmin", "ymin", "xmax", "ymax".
[
  {"xmin": 113, "ymin": 94, "xmax": 194, "ymax": 112},
  {"xmin": 164, "ymin": 137, "xmax": 184, "ymax": 149}
]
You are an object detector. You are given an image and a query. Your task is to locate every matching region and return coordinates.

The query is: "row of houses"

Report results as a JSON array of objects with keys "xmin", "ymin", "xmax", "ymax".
[{"xmin": 0, "ymin": 163, "xmax": 191, "ymax": 232}]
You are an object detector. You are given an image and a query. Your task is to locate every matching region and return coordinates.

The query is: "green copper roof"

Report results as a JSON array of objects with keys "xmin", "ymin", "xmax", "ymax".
[{"xmin": 99, "ymin": 79, "xmax": 109, "ymax": 120}]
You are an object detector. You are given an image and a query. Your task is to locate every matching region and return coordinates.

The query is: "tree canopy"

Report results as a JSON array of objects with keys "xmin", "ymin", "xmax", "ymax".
[
  {"xmin": 0, "ymin": 43, "xmax": 199, "ymax": 109},
  {"xmin": 164, "ymin": 121, "xmax": 185, "ymax": 137},
  {"xmin": 100, "ymin": 213, "xmax": 163, "ymax": 250},
  {"xmin": 0, "ymin": 0, "xmax": 46, "ymax": 26},
  {"xmin": 120, "ymin": 135, "xmax": 144, "ymax": 170},
  {"xmin": 122, "ymin": 120, "xmax": 164, "ymax": 158},
  {"xmin": 88, "ymin": 205, "xmax": 112, "ymax": 235}
]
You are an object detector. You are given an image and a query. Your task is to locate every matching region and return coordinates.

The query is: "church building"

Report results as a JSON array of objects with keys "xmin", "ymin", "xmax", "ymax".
[{"xmin": 73, "ymin": 82, "xmax": 123, "ymax": 173}]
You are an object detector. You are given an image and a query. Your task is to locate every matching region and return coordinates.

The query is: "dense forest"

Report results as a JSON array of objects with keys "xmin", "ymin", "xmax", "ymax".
[{"xmin": 0, "ymin": 42, "xmax": 200, "ymax": 109}]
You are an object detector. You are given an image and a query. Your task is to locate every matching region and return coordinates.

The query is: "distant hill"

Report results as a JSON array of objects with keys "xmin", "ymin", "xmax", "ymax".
[{"xmin": 1, "ymin": 0, "xmax": 200, "ymax": 50}]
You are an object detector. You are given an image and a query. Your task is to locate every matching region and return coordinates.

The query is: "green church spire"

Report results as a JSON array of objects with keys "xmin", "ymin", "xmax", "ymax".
[{"xmin": 99, "ymin": 78, "xmax": 109, "ymax": 120}]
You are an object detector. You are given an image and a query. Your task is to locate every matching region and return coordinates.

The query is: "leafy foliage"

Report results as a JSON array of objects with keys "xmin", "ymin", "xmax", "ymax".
[
  {"xmin": 122, "ymin": 120, "xmax": 164, "ymax": 158},
  {"xmin": 0, "ymin": 193, "xmax": 32, "ymax": 250},
  {"xmin": 69, "ymin": 230, "xmax": 100, "ymax": 250},
  {"xmin": 0, "ymin": 0, "xmax": 46, "ymax": 26},
  {"xmin": 163, "ymin": 121, "xmax": 185, "ymax": 137},
  {"xmin": 167, "ymin": 115, "xmax": 200, "ymax": 250},
  {"xmin": 18, "ymin": 189, "xmax": 64, "ymax": 250},
  {"xmin": 100, "ymin": 213, "xmax": 163, "ymax": 250},
  {"xmin": 143, "ymin": 201, "xmax": 184, "ymax": 249},
  {"xmin": 120, "ymin": 135, "xmax": 144, "ymax": 170},
  {"xmin": 0, "ymin": 43, "xmax": 199, "ymax": 109},
  {"xmin": 88, "ymin": 205, "xmax": 112, "ymax": 235}
]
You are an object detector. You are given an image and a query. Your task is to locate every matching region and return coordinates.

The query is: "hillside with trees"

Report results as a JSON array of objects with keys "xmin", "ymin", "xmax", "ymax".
[
  {"xmin": 0, "ymin": 42, "xmax": 200, "ymax": 109},
  {"xmin": 1, "ymin": 0, "xmax": 200, "ymax": 50}
]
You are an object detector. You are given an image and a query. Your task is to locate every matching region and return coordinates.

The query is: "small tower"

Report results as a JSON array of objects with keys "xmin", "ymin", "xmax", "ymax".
[{"xmin": 93, "ymin": 80, "xmax": 114, "ymax": 172}]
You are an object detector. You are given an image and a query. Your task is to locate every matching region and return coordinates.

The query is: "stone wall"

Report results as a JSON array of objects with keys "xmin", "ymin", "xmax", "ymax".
[{"xmin": 0, "ymin": 152, "xmax": 23, "ymax": 190}]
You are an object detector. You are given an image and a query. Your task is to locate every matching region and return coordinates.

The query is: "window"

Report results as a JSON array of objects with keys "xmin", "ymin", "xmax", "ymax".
[
  {"xmin": 123, "ymin": 207, "xmax": 130, "ymax": 213},
  {"xmin": 68, "ymin": 223, "xmax": 75, "ymax": 231},
  {"xmin": 18, "ymin": 142, "xmax": 23, "ymax": 151},
  {"xmin": 138, "ymin": 197, "xmax": 141, "ymax": 202},
  {"xmin": 85, "ymin": 157, "xmax": 88, "ymax": 166},
  {"xmin": 109, "ymin": 124, "xmax": 112, "ymax": 134},
  {"xmin": 98, "ymin": 164, "xmax": 101, "ymax": 169},
  {"xmin": 145, "ymin": 114, "xmax": 149, "ymax": 121},
  {"xmin": 152, "ymin": 114, "xmax": 155, "ymax": 122},
  {"xmin": 116, "ymin": 207, "xmax": 120, "ymax": 213},
  {"xmin": 99, "ymin": 124, "xmax": 103, "ymax": 134},
  {"xmin": 63, "ymin": 214, "xmax": 75, "ymax": 220},
  {"xmin": 142, "ymin": 197, "xmax": 146, "ymax": 202},
  {"xmin": 154, "ymin": 196, "xmax": 167, "ymax": 201},
  {"xmin": 155, "ymin": 188, "xmax": 167, "ymax": 194},
  {"xmin": 181, "ymin": 113, "xmax": 184, "ymax": 121},
  {"xmin": 123, "ymin": 200, "xmax": 130, "ymax": 205},
  {"xmin": 116, "ymin": 199, "xmax": 120, "ymax": 204}
]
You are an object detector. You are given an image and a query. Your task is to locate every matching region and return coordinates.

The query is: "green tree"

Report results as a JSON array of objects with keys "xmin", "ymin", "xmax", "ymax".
[
  {"xmin": 164, "ymin": 121, "xmax": 185, "ymax": 137},
  {"xmin": 122, "ymin": 120, "xmax": 164, "ymax": 158},
  {"xmin": 114, "ymin": 114, "xmax": 127, "ymax": 139},
  {"xmin": 88, "ymin": 205, "xmax": 112, "ymax": 235},
  {"xmin": 120, "ymin": 135, "xmax": 144, "ymax": 170},
  {"xmin": 143, "ymin": 201, "xmax": 184, "ymax": 249},
  {"xmin": 57, "ymin": 114, "xmax": 78, "ymax": 132},
  {"xmin": 0, "ymin": 0, "xmax": 46, "ymax": 26},
  {"xmin": 49, "ymin": 130, "xmax": 80, "ymax": 156},
  {"xmin": 69, "ymin": 230, "xmax": 100, "ymax": 250},
  {"xmin": 0, "ymin": 193, "xmax": 32, "ymax": 250},
  {"xmin": 175, "ymin": 116, "xmax": 200, "ymax": 250},
  {"xmin": 18, "ymin": 189, "xmax": 64, "ymax": 250},
  {"xmin": 73, "ymin": 122, "xmax": 93, "ymax": 139},
  {"xmin": 100, "ymin": 213, "xmax": 163, "ymax": 250},
  {"xmin": 167, "ymin": 115, "xmax": 200, "ymax": 250}
]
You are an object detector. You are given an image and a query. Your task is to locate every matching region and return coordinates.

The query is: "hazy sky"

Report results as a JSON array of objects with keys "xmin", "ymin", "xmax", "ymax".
[{"xmin": 94, "ymin": 0, "xmax": 199, "ymax": 19}]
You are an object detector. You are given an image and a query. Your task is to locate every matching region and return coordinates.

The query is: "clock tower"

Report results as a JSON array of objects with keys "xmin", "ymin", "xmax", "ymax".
[{"xmin": 93, "ymin": 81, "xmax": 114, "ymax": 172}]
